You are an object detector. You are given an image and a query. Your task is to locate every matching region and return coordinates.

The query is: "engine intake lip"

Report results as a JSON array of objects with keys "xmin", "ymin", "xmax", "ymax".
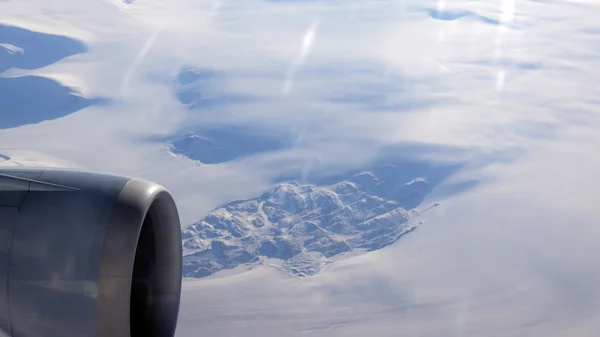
[{"xmin": 98, "ymin": 178, "xmax": 182, "ymax": 337}]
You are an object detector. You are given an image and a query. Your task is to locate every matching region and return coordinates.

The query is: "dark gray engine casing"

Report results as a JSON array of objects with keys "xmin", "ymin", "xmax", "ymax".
[{"xmin": 0, "ymin": 167, "xmax": 182, "ymax": 337}]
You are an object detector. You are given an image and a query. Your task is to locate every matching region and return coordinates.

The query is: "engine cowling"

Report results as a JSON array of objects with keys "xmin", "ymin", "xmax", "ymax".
[{"xmin": 0, "ymin": 167, "xmax": 182, "ymax": 337}]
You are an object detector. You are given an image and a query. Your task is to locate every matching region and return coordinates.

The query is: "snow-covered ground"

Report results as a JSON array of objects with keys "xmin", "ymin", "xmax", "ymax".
[
  {"xmin": 2, "ymin": 0, "xmax": 600, "ymax": 336},
  {"xmin": 182, "ymin": 167, "xmax": 432, "ymax": 278}
]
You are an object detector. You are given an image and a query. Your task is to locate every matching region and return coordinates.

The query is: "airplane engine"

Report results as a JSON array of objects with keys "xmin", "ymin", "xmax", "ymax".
[{"xmin": 0, "ymin": 168, "xmax": 182, "ymax": 337}]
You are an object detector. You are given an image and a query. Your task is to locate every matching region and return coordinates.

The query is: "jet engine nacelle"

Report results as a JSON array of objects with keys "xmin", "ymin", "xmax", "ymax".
[{"xmin": 0, "ymin": 167, "xmax": 182, "ymax": 337}]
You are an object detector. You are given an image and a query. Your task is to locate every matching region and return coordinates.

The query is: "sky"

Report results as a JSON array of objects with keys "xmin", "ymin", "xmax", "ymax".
[{"xmin": 2, "ymin": 0, "xmax": 600, "ymax": 335}]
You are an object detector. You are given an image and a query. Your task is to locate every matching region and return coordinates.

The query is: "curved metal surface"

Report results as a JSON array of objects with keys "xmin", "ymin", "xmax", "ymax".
[
  {"xmin": 0, "ymin": 207, "xmax": 17, "ymax": 337},
  {"xmin": 0, "ymin": 167, "xmax": 182, "ymax": 337},
  {"xmin": 9, "ymin": 169, "xmax": 128, "ymax": 337},
  {"xmin": 98, "ymin": 178, "xmax": 182, "ymax": 337},
  {"xmin": 0, "ymin": 169, "xmax": 44, "ymax": 207}
]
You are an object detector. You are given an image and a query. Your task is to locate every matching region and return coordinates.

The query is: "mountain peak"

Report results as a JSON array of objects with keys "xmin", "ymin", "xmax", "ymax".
[{"xmin": 182, "ymin": 169, "xmax": 435, "ymax": 278}]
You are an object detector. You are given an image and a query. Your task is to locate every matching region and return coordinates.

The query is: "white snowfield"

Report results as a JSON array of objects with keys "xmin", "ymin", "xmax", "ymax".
[{"xmin": 2, "ymin": 0, "xmax": 600, "ymax": 336}]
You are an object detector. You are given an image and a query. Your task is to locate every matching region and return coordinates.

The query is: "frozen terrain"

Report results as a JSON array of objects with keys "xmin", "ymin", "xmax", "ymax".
[
  {"xmin": 3, "ymin": 0, "xmax": 600, "ymax": 336},
  {"xmin": 182, "ymin": 166, "xmax": 431, "ymax": 277}
]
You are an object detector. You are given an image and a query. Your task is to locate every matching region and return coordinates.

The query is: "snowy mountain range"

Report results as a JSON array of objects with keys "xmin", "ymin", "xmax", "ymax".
[{"xmin": 182, "ymin": 165, "xmax": 435, "ymax": 278}]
